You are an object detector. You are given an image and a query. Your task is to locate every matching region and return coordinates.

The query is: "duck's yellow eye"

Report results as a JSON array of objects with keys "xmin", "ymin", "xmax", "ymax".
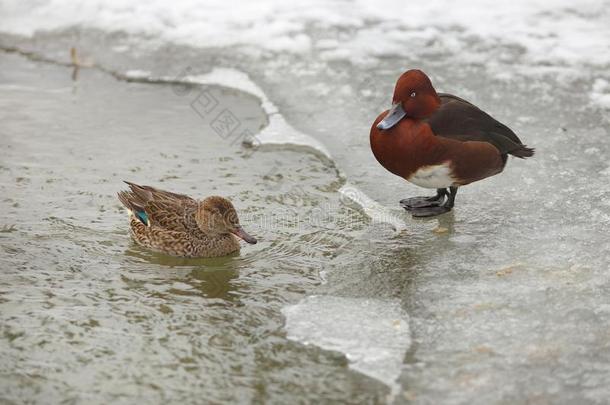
[{"xmin": 410, "ymin": 91, "xmax": 416, "ymax": 98}]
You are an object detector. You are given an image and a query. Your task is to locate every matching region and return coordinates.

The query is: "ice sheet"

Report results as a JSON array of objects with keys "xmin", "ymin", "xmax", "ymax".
[{"xmin": 282, "ymin": 295, "xmax": 411, "ymax": 396}]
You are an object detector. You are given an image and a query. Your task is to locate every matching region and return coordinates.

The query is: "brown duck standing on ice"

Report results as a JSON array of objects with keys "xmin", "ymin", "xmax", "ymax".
[
  {"xmin": 118, "ymin": 181, "xmax": 256, "ymax": 257},
  {"xmin": 370, "ymin": 69, "xmax": 534, "ymax": 217}
]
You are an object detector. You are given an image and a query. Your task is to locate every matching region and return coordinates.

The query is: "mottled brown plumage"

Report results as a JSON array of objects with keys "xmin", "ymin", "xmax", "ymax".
[{"xmin": 117, "ymin": 182, "xmax": 256, "ymax": 257}]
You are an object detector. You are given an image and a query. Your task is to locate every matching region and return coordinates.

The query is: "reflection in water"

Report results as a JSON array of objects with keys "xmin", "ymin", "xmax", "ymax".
[
  {"xmin": 428, "ymin": 210, "xmax": 456, "ymax": 235},
  {"xmin": 435, "ymin": 210, "xmax": 456, "ymax": 233},
  {"xmin": 124, "ymin": 243, "xmax": 242, "ymax": 299},
  {"xmin": 124, "ymin": 244, "xmax": 240, "ymax": 267},
  {"xmin": 189, "ymin": 267, "xmax": 240, "ymax": 299}
]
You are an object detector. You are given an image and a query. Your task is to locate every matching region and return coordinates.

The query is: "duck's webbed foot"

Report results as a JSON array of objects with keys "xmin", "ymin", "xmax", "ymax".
[
  {"xmin": 409, "ymin": 205, "xmax": 452, "ymax": 217},
  {"xmin": 402, "ymin": 187, "xmax": 458, "ymax": 218},
  {"xmin": 400, "ymin": 188, "xmax": 447, "ymax": 210}
]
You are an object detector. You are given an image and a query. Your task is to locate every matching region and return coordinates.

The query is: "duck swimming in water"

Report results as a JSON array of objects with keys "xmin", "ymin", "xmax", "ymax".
[
  {"xmin": 370, "ymin": 69, "xmax": 534, "ymax": 217},
  {"xmin": 118, "ymin": 181, "xmax": 256, "ymax": 257}
]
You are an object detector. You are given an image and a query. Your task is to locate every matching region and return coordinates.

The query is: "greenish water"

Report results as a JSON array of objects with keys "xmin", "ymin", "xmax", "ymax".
[{"xmin": 0, "ymin": 52, "xmax": 393, "ymax": 403}]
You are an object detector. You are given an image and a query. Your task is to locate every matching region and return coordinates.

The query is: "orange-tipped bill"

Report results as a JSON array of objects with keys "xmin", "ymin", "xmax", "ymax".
[{"xmin": 231, "ymin": 226, "xmax": 257, "ymax": 244}]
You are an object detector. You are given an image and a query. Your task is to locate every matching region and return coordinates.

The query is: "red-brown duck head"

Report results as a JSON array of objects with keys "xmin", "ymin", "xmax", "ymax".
[{"xmin": 376, "ymin": 69, "xmax": 442, "ymax": 130}]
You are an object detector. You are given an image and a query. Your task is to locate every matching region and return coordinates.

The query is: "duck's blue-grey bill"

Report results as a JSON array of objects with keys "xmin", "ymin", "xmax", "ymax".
[{"xmin": 376, "ymin": 103, "xmax": 406, "ymax": 130}]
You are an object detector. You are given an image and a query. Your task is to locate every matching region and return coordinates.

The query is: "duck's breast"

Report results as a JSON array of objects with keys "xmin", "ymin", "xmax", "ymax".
[{"xmin": 370, "ymin": 114, "xmax": 444, "ymax": 180}]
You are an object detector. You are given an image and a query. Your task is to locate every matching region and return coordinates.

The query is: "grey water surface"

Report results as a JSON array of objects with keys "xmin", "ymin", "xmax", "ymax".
[{"xmin": 1, "ymin": 29, "xmax": 610, "ymax": 404}]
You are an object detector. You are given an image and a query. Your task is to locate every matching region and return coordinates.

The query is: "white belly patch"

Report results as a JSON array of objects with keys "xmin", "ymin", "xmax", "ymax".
[{"xmin": 408, "ymin": 163, "xmax": 455, "ymax": 189}]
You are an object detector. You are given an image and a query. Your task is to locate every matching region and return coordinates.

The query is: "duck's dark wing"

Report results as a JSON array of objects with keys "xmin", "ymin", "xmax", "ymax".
[
  {"xmin": 426, "ymin": 93, "xmax": 534, "ymax": 158},
  {"xmin": 123, "ymin": 181, "xmax": 195, "ymax": 203},
  {"xmin": 118, "ymin": 182, "xmax": 198, "ymax": 232}
]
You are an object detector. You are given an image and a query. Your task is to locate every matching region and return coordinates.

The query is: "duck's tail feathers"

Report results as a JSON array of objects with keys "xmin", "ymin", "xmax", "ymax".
[
  {"xmin": 117, "ymin": 189, "xmax": 150, "ymax": 226},
  {"xmin": 510, "ymin": 145, "xmax": 535, "ymax": 159},
  {"xmin": 123, "ymin": 181, "xmax": 155, "ymax": 203}
]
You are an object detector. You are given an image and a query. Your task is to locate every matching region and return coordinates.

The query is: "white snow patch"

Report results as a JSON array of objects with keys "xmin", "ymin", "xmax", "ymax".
[
  {"xmin": 282, "ymin": 295, "xmax": 411, "ymax": 396},
  {"xmin": 125, "ymin": 69, "xmax": 152, "ymax": 79},
  {"xmin": 1, "ymin": 0, "xmax": 609, "ymax": 66},
  {"xmin": 591, "ymin": 78, "xmax": 610, "ymax": 109}
]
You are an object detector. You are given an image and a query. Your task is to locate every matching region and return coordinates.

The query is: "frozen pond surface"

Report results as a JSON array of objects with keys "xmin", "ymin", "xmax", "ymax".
[
  {"xmin": 1, "ymin": 1, "xmax": 610, "ymax": 403},
  {"xmin": 283, "ymin": 295, "xmax": 411, "ymax": 395}
]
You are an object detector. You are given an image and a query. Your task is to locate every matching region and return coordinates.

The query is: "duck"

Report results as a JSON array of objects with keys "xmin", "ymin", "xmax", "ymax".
[
  {"xmin": 370, "ymin": 69, "xmax": 534, "ymax": 217},
  {"xmin": 117, "ymin": 181, "xmax": 257, "ymax": 257}
]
